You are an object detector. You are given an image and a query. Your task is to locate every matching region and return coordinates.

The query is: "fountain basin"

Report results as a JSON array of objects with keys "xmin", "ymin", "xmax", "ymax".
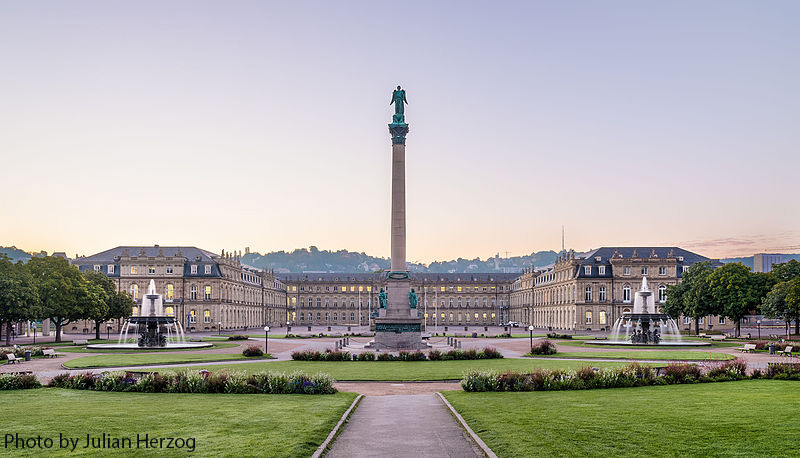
[
  {"xmin": 86, "ymin": 342, "xmax": 213, "ymax": 350},
  {"xmin": 585, "ymin": 340, "xmax": 712, "ymax": 347}
]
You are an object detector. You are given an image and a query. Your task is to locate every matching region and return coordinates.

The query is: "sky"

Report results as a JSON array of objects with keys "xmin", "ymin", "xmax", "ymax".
[{"xmin": 1, "ymin": 1, "xmax": 798, "ymax": 262}]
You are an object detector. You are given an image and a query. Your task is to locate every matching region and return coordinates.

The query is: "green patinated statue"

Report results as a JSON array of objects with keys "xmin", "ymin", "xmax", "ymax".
[
  {"xmin": 408, "ymin": 288, "xmax": 417, "ymax": 309},
  {"xmin": 390, "ymin": 85, "xmax": 408, "ymax": 124},
  {"xmin": 378, "ymin": 288, "xmax": 387, "ymax": 309}
]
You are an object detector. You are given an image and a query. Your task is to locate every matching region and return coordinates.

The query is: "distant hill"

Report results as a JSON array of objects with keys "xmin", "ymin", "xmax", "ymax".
[
  {"xmin": 241, "ymin": 246, "xmax": 559, "ymax": 274},
  {"xmin": 0, "ymin": 246, "xmax": 46, "ymax": 263},
  {"xmin": 720, "ymin": 254, "xmax": 800, "ymax": 270}
]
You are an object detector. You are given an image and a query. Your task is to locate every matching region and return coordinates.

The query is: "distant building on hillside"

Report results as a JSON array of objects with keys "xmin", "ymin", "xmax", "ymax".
[{"xmin": 753, "ymin": 253, "xmax": 784, "ymax": 273}]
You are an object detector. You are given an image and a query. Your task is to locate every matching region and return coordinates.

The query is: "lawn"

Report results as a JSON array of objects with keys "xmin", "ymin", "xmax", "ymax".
[
  {"xmin": 64, "ymin": 352, "xmax": 274, "ymax": 369},
  {"xmin": 556, "ymin": 339, "xmax": 741, "ymax": 348},
  {"xmin": 56, "ymin": 342, "xmax": 238, "ymax": 354},
  {"xmin": 534, "ymin": 350, "xmax": 733, "ymax": 361},
  {"xmin": 443, "ymin": 380, "xmax": 800, "ymax": 457},
  {"xmin": 193, "ymin": 359, "xmax": 655, "ymax": 381},
  {"xmin": 0, "ymin": 388, "xmax": 356, "ymax": 457}
]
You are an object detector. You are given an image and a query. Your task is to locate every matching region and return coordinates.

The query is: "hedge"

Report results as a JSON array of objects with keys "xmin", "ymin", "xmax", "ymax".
[{"xmin": 291, "ymin": 347, "xmax": 503, "ymax": 361}]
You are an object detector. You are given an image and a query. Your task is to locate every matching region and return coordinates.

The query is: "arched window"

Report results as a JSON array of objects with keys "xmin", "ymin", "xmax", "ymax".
[
  {"xmin": 623, "ymin": 285, "xmax": 632, "ymax": 303},
  {"xmin": 658, "ymin": 285, "xmax": 667, "ymax": 303},
  {"xmin": 166, "ymin": 284, "xmax": 174, "ymax": 301},
  {"xmin": 164, "ymin": 306, "xmax": 174, "ymax": 316},
  {"xmin": 132, "ymin": 306, "xmax": 139, "ymax": 316},
  {"xmin": 130, "ymin": 284, "xmax": 139, "ymax": 301}
]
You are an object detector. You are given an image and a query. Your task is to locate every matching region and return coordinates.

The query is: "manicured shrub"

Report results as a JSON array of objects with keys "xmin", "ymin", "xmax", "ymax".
[
  {"xmin": 480, "ymin": 347, "xmax": 503, "ymax": 359},
  {"xmin": 322, "ymin": 350, "xmax": 351, "ymax": 361},
  {"xmin": 356, "ymin": 352, "xmax": 375, "ymax": 361},
  {"xmin": 227, "ymin": 335, "xmax": 249, "ymax": 341},
  {"xmin": 660, "ymin": 363, "xmax": 702, "ymax": 383},
  {"xmin": 0, "ymin": 373, "xmax": 41, "ymax": 390},
  {"xmin": 766, "ymin": 362, "xmax": 800, "ymax": 380},
  {"xmin": 546, "ymin": 333, "xmax": 572, "ymax": 339},
  {"xmin": 377, "ymin": 352, "xmax": 395, "ymax": 361},
  {"xmin": 528, "ymin": 340, "xmax": 557, "ymax": 355},
  {"xmin": 427, "ymin": 349, "xmax": 442, "ymax": 360},
  {"xmin": 243, "ymin": 345, "xmax": 265, "ymax": 357},
  {"xmin": 706, "ymin": 358, "xmax": 747, "ymax": 379},
  {"xmin": 397, "ymin": 350, "xmax": 426, "ymax": 361}
]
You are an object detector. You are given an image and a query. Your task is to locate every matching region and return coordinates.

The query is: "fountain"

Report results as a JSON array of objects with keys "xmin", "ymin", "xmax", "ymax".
[
  {"xmin": 588, "ymin": 277, "xmax": 710, "ymax": 347},
  {"xmin": 87, "ymin": 280, "xmax": 212, "ymax": 350}
]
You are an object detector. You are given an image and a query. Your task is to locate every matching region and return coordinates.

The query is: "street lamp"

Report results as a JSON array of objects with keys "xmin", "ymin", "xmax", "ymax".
[
  {"xmin": 264, "ymin": 326, "xmax": 270, "ymax": 354},
  {"xmin": 218, "ymin": 322, "xmax": 222, "ymax": 336},
  {"xmin": 528, "ymin": 325, "xmax": 534, "ymax": 352},
  {"xmin": 757, "ymin": 320, "xmax": 761, "ymax": 340},
  {"xmin": 107, "ymin": 325, "xmax": 112, "ymax": 340},
  {"xmin": 286, "ymin": 321, "xmax": 290, "ymax": 337},
  {"xmin": 32, "ymin": 324, "xmax": 36, "ymax": 345}
]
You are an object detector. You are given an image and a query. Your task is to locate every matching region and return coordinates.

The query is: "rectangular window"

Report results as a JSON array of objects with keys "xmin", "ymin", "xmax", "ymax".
[
  {"xmin": 148, "ymin": 266, "xmax": 155, "ymax": 275},
  {"xmin": 598, "ymin": 266, "xmax": 606, "ymax": 275},
  {"xmin": 204, "ymin": 310, "xmax": 210, "ymax": 323},
  {"xmin": 642, "ymin": 267, "xmax": 649, "ymax": 276},
  {"xmin": 585, "ymin": 287, "xmax": 592, "ymax": 302},
  {"xmin": 107, "ymin": 265, "xmax": 115, "ymax": 274},
  {"xmin": 599, "ymin": 311, "xmax": 607, "ymax": 325},
  {"xmin": 93, "ymin": 265, "xmax": 100, "ymax": 271},
  {"xmin": 131, "ymin": 266, "xmax": 138, "ymax": 274},
  {"xmin": 584, "ymin": 266, "xmax": 591, "ymax": 275},
  {"xmin": 166, "ymin": 266, "xmax": 173, "ymax": 274},
  {"xmin": 719, "ymin": 317, "xmax": 726, "ymax": 324},
  {"xmin": 204, "ymin": 285, "xmax": 212, "ymax": 300},
  {"xmin": 659, "ymin": 266, "xmax": 666, "ymax": 276},
  {"xmin": 204, "ymin": 265, "xmax": 211, "ymax": 275},
  {"xmin": 684, "ymin": 317, "xmax": 691, "ymax": 324},
  {"xmin": 698, "ymin": 317, "xmax": 704, "ymax": 324},
  {"xmin": 682, "ymin": 266, "xmax": 690, "ymax": 273},
  {"xmin": 191, "ymin": 265, "xmax": 197, "ymax": 274},
  {"xmin": 585, "ymin": 311, "xmax": 592, "ymax": 324},
  {"xmin": 189, "ymin": 311, "xmax": 196, "ymax": 323},
  {"xmin": 599, "ymin": 287, "xmax": 606, "ymax": 302},
  {"xmin": 623, "ymin": 267, "xmax": 630, "ymax": 276},
  {"xmin": 190, "ymin": 286, "xmax": 197, "ymax": 300}
]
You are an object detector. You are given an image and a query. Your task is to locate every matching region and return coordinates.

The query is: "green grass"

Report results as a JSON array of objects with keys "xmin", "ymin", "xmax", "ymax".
[
  {"xmin": 193, "ymin": 359, "xmax": 656, "ymax": 381},
  {"xmin": 532, "ymin": 350, "xmax": 733, "ymax": 361},
  {"xmin": 64, "ymin": 352, "xmax": 274, "ymax": 369},
  {"xmin": 444, "ymin": 380, "xmax": 800, "ymax": 457},
  {"xmin": 0, "ymin": 388, "xmax": 356, "ymax": 457},
  {"xmin": 55, "ymin": 342, "xmax": 238, "ymax": 354},
  {"xmin": 555, "ymin": 339, "xmax": 740, "ymax": 348}
]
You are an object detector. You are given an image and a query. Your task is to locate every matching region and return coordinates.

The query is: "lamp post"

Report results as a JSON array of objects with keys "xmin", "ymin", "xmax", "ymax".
[
  {"xmin": 107, "ymin": 325, "xmax": 112, "ymax": 340},
  {"xmin": 32, "ymin": 324, "xmax": 36, "ymax": 345},
  {"xmin": 757, "ymin": 320, "xmax": 761, "ymax": 340},
  {"xmin": 264, "ymin": 326, "xmax": 270, "ymax": 354},
  {"xmin": 218, "ymin": 322, "xmax": 222, "ymax": 336},
  {"xmin": 286, "ymin": 321, "xmax": 290, "ymax": 337},
  {"xmin": 528, "ymin": 325, "xmax": 534, "ymax": 352}
]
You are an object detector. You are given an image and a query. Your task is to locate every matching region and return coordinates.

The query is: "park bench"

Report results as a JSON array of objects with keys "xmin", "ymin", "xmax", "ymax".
[
  {"xmin": 73, "ymin": 339, "xmax": 89, "ymax": 345},
  {"xmin": 698, "ymin": 333, "xmax": 707, "ymax": 338},
  {"xmin": 188, "ymin": 337, "xmax": 203, "ymax": 342},
  {"xmin": 6, "ymin": 354, "xmax": 20, "ymax": 364},
  {"xmin": 42, "ymin": 349, "xmax": 59, "ymax": 358},
  {"xmin": 777, "ymin": 346, "xmax": 794, "ymax": 357},
  {"xmin": 736, "ymin": 344, "xmax": 757, "ymax": 353},
  {"xmin": 769, "ymin": 334, "xmax": 779, "ymax": 340},
  {"xmin": 710, "ymin": 335, "xmax": 726, "ymax": 341}
]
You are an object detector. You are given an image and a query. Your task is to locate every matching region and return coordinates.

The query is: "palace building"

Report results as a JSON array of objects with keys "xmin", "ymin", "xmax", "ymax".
[
  {"xmin": 279, "ymin": 273, "xmax": 517, "ymax": 329},
  {"xmin": 510, "ymin": 247, "xmax": 729, "ymax": 332},
  {"xmin": 74, "ymin": 246, "xmax": 287, "ymax": 332}
]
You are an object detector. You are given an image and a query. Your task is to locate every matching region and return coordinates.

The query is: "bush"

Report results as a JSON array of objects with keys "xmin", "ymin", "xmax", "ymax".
[
  {"xmin": 427, "ymin": 349, "xmax": 442, "ymax": 360},
  {"xmin": 322, "ymin": 350, "xmax": 351, "ymax": 361},
  {"xmin": 0, "ymin": 373, "xmax": 41, "ymax": 390},
  {"xmin": 227, "ymin": 335, "xmax": 249, "ymax": 341},
  {"xmin": 356, "ymin": 352, "xmax": 375, "ymax": 361},
  {"xmin": 661, "ymin": 363, "xmax": 702, "ymax": 383},
  {"xmin": 377, "ymin": 352, "xmax": 395, "ymax": 361},
  {"xmin": 397, "ymin": 350, "xmax": 426, "ymax": 361},
  {"xmin": 242, "ymin": 345, "xmax": 264, "ymax": 357},
  {"xmin": 546, "ymin": 333, "xmax": 572, "ymax": 339},
  {"xmin": 766, "ymin": 362, "xmax": 800, "ymax": 380},
  {"xmin": 706, "ymin": 358, "xmax": 747, "ymax": 379},
  {"xmin": 529, "ymin": 340, "xmax": 557, "ymax": 355},
  {"xmin": 480, "ymin": 347, "xmax": 503, "ymax": 359}
]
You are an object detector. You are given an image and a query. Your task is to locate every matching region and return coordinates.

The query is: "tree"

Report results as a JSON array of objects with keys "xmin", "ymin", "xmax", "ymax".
[
  {"xmin": 0, "ymin": 256, "xmax": 40, "ymax": 345},
  {"xmin": 707, "ymin": 263, "xmax": 770, "ymax": 337},
  {"xmin": 108, "ymin": 291, "xmax": 135, "ymax": 328},
  {"xmin": 82, "ymin": 270, "xmax": 113, "ymax": 340},
  {"xmin": 762, "ymin": 278, "xmax": 800, "ymax": 335},
  {"xmin": 663, "ymin": 261, "xmax": 717, "ymax": 335},
  {"xmin": 27, "ymin": 256, "xmax": 90, "ymax": 342},
  {"xmin": 771, "ymin": 260, "xmax": 800, "ymax": 282}
]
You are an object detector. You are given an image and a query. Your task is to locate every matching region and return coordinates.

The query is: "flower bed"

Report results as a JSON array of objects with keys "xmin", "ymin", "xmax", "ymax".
[
  {"xmin": 49, "ymin": 370, "xmax": 336, "ymax": 394},
  {"xmin": 527, "ymin": 340, "xmax": 557, "ymax": 355},
  {"xmin": 462, "ymin": 359, "xmax": 756, "ymax": 392},
  {"xmin": 291, "ymin": 347, "xmax": 503, "ymax": 361},
  {"xmin": 242, "ymin": 345, "xmax": 264, "ymax": 357}
]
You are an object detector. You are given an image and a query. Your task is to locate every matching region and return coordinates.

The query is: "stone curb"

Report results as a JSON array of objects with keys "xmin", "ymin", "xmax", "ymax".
[
  {"xmin": 436, "ymin": 392, "xmax": 497, "ymax": 458},
  {"xmin": 312, "ymin": 394, "xmax": 363, "ymax": 458}
]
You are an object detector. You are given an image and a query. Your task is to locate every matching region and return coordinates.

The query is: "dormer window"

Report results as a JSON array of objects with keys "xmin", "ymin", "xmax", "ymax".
[
  {"xmin": 93, "ymin": 265, "xmax": 100, "ymax": 271},
  {"xmin": 191, "ymin": 265, "xmax": 198, "ymax": 275},
  {"xmin": 598, "ymin": 266, "xmax": 606, "ymax": 275},
  {"xmin": 107, "ymin": 265, "xmax": 115, "ymax": 274},
  {"xmin": 584, "ymin": 266, "xmax": 591, "ymax": 275},
  {"xmin": 204, "ymin": 265, "xmax": 211, "ymax": 275}
]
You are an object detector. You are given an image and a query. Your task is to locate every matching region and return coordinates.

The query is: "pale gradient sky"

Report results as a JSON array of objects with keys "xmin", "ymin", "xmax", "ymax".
[{"xmin": 1, "ymin": 1, "xmax": 798, "ymax": 262}]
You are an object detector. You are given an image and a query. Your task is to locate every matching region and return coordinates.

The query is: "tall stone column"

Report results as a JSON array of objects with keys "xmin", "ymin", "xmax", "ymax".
[{"xmin": 390, "ymin": 130, "xmax": 408, "ymax": 272}]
